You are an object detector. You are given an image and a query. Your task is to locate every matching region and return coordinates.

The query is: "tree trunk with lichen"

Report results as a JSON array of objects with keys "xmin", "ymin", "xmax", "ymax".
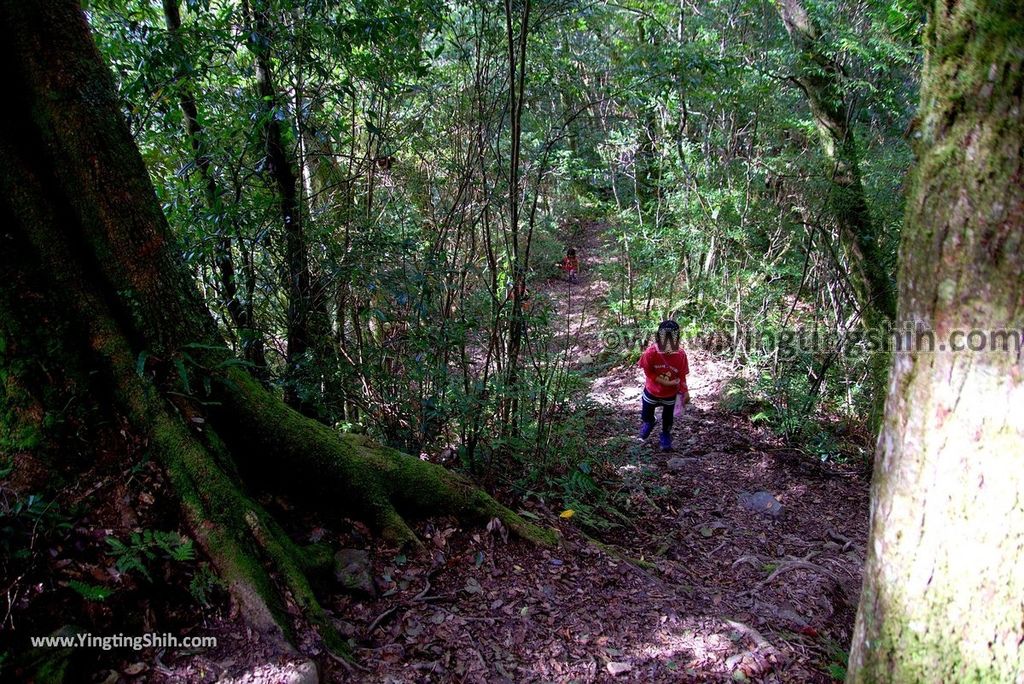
[
  {"xmin": 0, "ymin": 0, "xmax": 554, "ymax": 660},
  {"xmin": 847, "ymin": 1, "xmax": 1024, "ymax": 681}
]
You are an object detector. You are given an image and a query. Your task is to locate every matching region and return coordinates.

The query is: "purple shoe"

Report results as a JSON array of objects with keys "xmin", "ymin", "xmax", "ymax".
[
  {"xmin": 659, "ymin": 433, "xmax": 673, "ymax": 452},
  {"xmin": 638, "ymin": 422, "xmax": 654, "ymax": 441}
]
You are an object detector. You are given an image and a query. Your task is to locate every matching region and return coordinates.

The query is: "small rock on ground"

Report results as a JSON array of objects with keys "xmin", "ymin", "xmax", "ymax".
[
  {"xmin": 221, "ymin": 659, "xmax": 318, "ymax": 684},
  {"xmin": 334, "ymin": 548, "xmax": 375, "ymax": 596},
  {"xmin": 739, "ymin": 491, "xmax": 784, "ymax": 518},
  {"xmin": 667, "ymin": 457, "xmax": 697, "ymax": 470}
]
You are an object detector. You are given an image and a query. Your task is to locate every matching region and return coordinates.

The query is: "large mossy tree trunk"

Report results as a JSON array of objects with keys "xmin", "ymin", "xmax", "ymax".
[
  {"xmin": 847, "ymin": 1, "xmax": 1024, "ymax": 681},
  {"xmin": 0, "ymin": 0, "xmax": 553, "ymax": 659}
]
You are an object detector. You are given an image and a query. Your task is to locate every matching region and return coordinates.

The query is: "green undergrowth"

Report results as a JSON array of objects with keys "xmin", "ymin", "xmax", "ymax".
[{"xmin": 719, "ymin": 373, "xmax": 873, "ymax": 466}]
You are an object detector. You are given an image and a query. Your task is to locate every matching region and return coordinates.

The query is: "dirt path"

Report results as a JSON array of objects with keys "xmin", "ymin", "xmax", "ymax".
[
  {"xmin": 7, "ymin": 221, "xmax": 869, "ymax": 683},
  {"xmin": 140, "ymin": 221, "xmax": 869, "ymax": 682},
  {"xmin": 311, "ymin": 221, "xmax": 871, "ymax": 682},
  {"xmin": 128, "ymin": 220, "xmax": 868, "ymax": 684}
]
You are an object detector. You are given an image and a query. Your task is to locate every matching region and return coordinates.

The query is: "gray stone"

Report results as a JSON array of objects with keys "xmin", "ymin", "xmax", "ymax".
[
  {"xmin": 334, "ymin": 548, "xmax": 376, "ymax": 597},
  {"xmin": 777, "ymin": 607, "xmax": 809, "ymax": 630},
  {"xmin": 667, "ymin": 457, "xmax": 697, "ymax": 470},
  {"xmin": 606, "ymin": 661, "xmax": 632, "ymax": 676},
  {"xmin": 739, "ymin": 491, "xmax": 784, "ymax": 518}
]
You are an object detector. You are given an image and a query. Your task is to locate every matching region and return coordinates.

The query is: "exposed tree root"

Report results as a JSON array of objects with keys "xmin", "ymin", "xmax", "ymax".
[
  {"xmin": 0, "ymin": 3, "xmax": 557, "ymax": 662},
  {"xmin": 731, "ymin": 554, "xmax": 765, "ymax": 570},
  {"xmin": 742, "ymin": 552, "xmax": 843, "ymax": 597},
  {"xmin": 3, "ymin": 139, "xmax": 555, "ymax": 661},
  {"xmin": 118, "ymin": 344, "xmax": 556, "ymax": 662},
  {"xmin": 215, "ymin": 369, "xmax": 558, "ymax": 549},
  {"xmin": 724, "ymin": 620, "xmax": 784, "ymax": 676}
]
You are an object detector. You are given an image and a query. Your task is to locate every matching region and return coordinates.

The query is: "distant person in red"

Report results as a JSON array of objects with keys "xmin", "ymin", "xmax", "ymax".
[
  {"xmin": 557, "ymin": 248, "xmax": 579, "ymax": 282},
  {"xmin": 638, "ymin": 320, "xmax": 689, "ymax": 452}
]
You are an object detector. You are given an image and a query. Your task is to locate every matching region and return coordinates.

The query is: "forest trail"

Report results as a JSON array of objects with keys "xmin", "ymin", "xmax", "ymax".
[
  {"xmin": 35, "ymin": 220, "xmax": 874, "ymax": 684},
  {"xmin": 306, "ymin": 221, "xmax": 870, "ymax": 682},
  {"xmin": 6, "ymin": 218, "xmax": 871, "ymax": 684}
]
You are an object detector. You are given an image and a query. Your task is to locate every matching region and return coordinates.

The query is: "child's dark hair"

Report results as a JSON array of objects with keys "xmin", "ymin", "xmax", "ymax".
[
  {"xmin": 655, "ymin": 320, "xmax": 680, "ymax": 352},
  {"xmin": 566, "ymin": 248, "xmax": 576, "ymax": 257}
]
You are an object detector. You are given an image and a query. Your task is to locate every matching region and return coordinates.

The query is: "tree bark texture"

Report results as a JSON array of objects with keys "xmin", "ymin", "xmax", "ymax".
[
  {"xmin": 0, "ymin": 0, "xmax": 554, "ymax": 659},
  {"xmin": 848, "ymin": 1, "xmax": 1024, "ymax": 681}
]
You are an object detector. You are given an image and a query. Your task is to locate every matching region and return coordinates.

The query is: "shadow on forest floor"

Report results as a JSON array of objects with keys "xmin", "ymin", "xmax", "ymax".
[
  {"xmin": 4, "ymin": 222, "xmax": 869, "ymax": 683},
  {"xmin": 305, "ymin": 220, "xmax": 871, "ymax": 683}
]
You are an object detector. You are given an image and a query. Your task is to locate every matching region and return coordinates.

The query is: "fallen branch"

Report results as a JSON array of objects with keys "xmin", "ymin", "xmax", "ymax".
[
  {"xmin": 366, "ymin": 606, "xmax": 398, "ymax": 634},
  {"xmin": 707, "ymin": 541, "xmax": 729, "ymax": 557},
  {"xmin": 731, "ymin": 554, "xmax": 764, "ymax": 570},
  {"xmin": 765, "ymin": 560, "xmax": 841, "ymax": 585}
]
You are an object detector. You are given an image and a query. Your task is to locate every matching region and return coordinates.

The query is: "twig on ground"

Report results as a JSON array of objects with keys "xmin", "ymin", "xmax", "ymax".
[
  {"xmin": 744, "ymin": 559, "xmax": 842, "ymax": 596},
  {"xmin": 327, "ymin": 650, "xmax": 366, "ymax": 674},
  {"xmin": 412, "ymin": 579, "xmax": 432, "ymax": 601},
  {"xmin": 827, "ymin": 528, "xmax": 856, "ymax": 552},
  {"xmin": 731, "ymin": 554, "xmax": 763, "ymax": 570},
  {"xmin": 707, "ymin": 540, "xmax": 729, "ymax": 557},
  {"xmin": 366, "ymin": 606, "xmax": 398, "ymax": 634}
]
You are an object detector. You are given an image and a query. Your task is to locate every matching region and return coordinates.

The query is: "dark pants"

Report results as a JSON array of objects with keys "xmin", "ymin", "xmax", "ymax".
[{"xmin": 641, "ymin": 389, "xmax": 676, "ymax": 436}]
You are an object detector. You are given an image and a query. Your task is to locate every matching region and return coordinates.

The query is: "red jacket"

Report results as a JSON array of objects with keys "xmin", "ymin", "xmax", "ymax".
[{"xmin": 639, "ymin": 344, "xmax": 688, "ymax": 399}]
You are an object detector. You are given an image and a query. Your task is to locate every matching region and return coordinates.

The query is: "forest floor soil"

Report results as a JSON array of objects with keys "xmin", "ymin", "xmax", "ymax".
[
  {"xmin": 4, "ymin": 222, "xmax": 871, "ymax": 683},
  {"xmin": 310, "ymin": 220, "xmax": 871, "ymax": 683}
]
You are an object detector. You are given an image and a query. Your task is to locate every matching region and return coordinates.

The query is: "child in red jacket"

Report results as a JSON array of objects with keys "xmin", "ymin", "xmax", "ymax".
[
  {"xmin": 638, "ymin": 320, "xmax": 689, "ymax": 452},
  {"xmin": 557, "ymin": 248, "xmax": 579, "ymax": 282}
]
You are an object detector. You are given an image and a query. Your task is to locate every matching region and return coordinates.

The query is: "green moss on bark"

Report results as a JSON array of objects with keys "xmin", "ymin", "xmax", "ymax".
[
  {"xmin": 1, "ymin": 0, "xmax": 555, "ymax": 665},
  {"xmin": 848, "ymin": 0, "xmax": 1024, "ymax": 681},
  {"xmin": 219, "ymin": 369, "xmax": 558, "ymax": 548}
]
